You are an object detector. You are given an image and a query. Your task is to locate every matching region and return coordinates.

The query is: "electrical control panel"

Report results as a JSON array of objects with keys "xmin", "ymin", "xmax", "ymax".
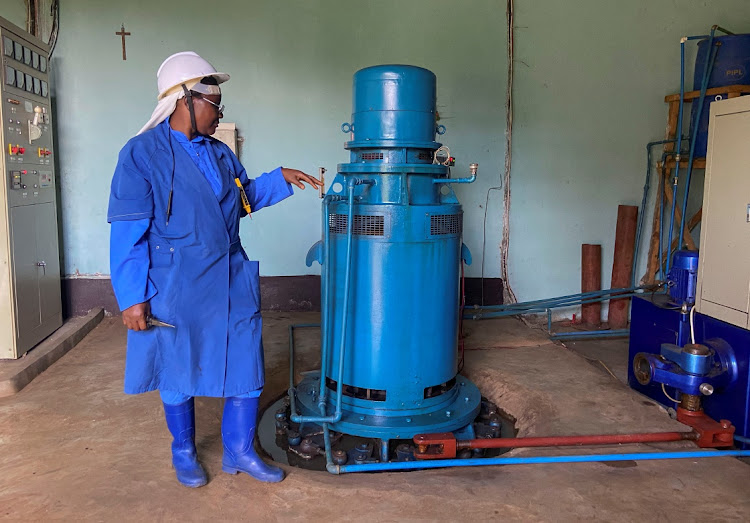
[
  {"xmin": 695, "ymin": 95, "xmax": 750, "ymax": 330},
  {"xmin": 0, "ymin": 17, "xmax": 61, "ymax": 359}
]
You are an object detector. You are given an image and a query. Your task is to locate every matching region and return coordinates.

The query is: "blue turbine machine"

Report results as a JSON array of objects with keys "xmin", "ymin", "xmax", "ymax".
[{"xmin": 267, "ymin": 65, "xmax": 509, "ymax": 469}]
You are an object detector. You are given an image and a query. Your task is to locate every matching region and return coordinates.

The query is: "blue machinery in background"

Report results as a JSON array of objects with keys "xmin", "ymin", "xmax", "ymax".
[
  {"xmin": 629, "ymin": 252, "xmax": 750, "ymax": 450},
  {"xmin": 282, "ymin": 65, "xmax": 750, "ymax": 474}
]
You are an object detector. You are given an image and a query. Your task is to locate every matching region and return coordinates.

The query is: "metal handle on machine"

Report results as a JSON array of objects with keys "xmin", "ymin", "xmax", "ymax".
[
  {"xmin": 36, "ymin": 261, "xmax": 46, "ymax": 275},
  {"xmin": 318, "ymin": 167, "xmax": 326, "ymax": 199}
]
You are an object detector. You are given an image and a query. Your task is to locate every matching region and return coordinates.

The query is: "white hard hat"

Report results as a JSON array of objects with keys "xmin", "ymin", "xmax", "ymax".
[{"xmin": 156, "ymin": 51, "xmax": 230, "ymax": 100}]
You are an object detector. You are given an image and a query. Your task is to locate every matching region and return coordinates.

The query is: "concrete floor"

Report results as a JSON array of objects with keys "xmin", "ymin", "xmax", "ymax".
[{"xmin": 1, "ymin": 313, "xmax": 749, "ymax": 521}]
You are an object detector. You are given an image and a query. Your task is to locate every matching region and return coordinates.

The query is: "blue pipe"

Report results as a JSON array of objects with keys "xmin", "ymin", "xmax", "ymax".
[
  {"xmin": 290, "ymin": 180, "xmax": 360, "ymax": 424},
  {"xmin": 433, "ymin": 173, "xmax": 477, "ymax": 184},
  {"xmin": 494, "ymin": 289, "xmax": 645, "ymax": 309},
  {"xmin": 634, "ymin": 140, "xmax": 678, "ymax": 287},
  {"xmin": 468, "ymin": 293, "xmax": 641, "ymax": 318},
  {"xmin": 468, "ymin": 286, "xmax": 655, "ymax": 311},
  {"xmin": 467, "ymin": 289, "xmax": 652, "ymax": 316},
  {"xmin": 317, "ymin": 196, "xmax": 333, "ymax": 404},
  {"xmin": 327, "ymin": 178, "xmax": 358, "ymax": 416},
  {"xmin": 735, "ymin": 435, "xmax": 750, "ymax": 445},
  {"xmin": 666, "ymin": 38, "xmax": 687, "ymax": 277},
  {"xmin": 466, "ymin": 293, "xmax": 642, "ymax": 321},
  {"xmin": 324, "ymin": 449, "xmax": 750, "ymax": 474},
  {"xmin": 677, "ymin": 35, "xmax": 719, "ymax": 252},
  {"xmin": 658, "ymin": 154, "xmax": 670, "ymax": 280},
  {"xmin": 549, "ymin": 329, "xmax": 630, "ymax": 341}
]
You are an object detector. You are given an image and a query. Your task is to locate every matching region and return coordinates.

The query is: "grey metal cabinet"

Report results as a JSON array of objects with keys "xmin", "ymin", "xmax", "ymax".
[{"xmin": 0, "ymin": 18, "xmax": 61, "ymax": 358}]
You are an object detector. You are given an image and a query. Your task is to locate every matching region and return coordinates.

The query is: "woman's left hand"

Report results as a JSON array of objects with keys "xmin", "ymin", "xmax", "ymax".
[{"xmin": 281, "ymin": 168, "xmax": 324, "ymax": 190}]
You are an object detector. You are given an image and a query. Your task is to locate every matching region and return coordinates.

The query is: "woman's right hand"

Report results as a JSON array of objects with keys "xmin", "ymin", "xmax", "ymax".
[{"xmin": 123, "ymin": 302, "xmax": 151, "ymax": 331}]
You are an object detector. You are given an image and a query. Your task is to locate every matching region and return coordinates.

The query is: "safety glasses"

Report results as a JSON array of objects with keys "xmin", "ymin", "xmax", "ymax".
[{"xmin": 196, "ymin": 95, "xmax": 224, "ymax": 114}]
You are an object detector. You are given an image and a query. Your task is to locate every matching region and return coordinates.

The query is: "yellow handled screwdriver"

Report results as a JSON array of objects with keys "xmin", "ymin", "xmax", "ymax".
[{"xmin": 235, "ymin": 177, "xmax": 252, "ymax": 217}]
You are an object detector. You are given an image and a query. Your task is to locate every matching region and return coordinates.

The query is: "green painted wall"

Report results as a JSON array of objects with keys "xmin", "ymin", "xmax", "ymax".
[
  {"xmin": 35, "ymin": 0, "xmax": 750, "ymax": 304},
  {"xmin": 3, "ymin": 1, "xmax": 27, "ymax": 29},
  {"xmin": 510, "ymin": 1, "xmax": 750, "ymax": 305},
  {"xmin": 51, "ymin": 0, "xmax": 505, "ymax": 281}
]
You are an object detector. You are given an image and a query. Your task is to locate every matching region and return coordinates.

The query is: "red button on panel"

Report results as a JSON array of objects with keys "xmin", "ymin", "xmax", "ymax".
[{"xmin": 18, "ymin": 147, "xmax": 25, "ymax": 154}]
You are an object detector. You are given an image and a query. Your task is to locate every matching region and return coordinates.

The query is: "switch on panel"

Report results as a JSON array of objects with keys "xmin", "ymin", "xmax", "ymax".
[{"xmin": 10, "ymin": 171, "xmax": 21, "ymax": 189}]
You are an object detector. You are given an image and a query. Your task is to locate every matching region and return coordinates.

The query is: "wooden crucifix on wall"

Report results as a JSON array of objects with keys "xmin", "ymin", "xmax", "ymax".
[{"xmin": 115, "ymin": 24, "xmax": 130, "ymax": 60}]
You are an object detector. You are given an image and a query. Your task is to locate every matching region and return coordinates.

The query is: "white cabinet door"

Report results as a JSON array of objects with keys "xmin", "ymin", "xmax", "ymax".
[{"xmin": 697, "ymin": 97, "xmax": 750, "ymax": 328}]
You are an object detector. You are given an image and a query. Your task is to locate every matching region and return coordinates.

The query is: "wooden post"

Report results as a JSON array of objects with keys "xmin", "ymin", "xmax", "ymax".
[
  {"xmin": 581, "ymin": 244, "xmax": 602, "ymax": 326},
  {"xmin": 608, "ymin": 205, "xmax": 638, "ymax": 329}
]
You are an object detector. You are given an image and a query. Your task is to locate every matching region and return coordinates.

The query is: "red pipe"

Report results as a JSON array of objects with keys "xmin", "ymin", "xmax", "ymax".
[{"xmin": 461, "ymin": 431, "xmax": 696, "ymax": 450}]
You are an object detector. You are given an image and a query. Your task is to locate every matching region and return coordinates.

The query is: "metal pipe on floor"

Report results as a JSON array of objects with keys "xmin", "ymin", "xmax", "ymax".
[
  {"xmin": 458, "ymin": 431, "xmax": 696, "ymax": 450},
  {"xmin": 548, "ymin": 329, "xmax": 630, "ymax": 341},
  {"xmin": 325, "ymin": 449, "xmax": 750, "ymax": 474}
]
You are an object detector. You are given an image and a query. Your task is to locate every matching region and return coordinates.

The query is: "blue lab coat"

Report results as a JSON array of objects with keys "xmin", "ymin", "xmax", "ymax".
[{"xmin": 107, "ymin": 121, "xmax": 292, "ymax": 397}]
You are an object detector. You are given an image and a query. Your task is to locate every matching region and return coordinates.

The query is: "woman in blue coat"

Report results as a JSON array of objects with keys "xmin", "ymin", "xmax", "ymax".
[{"xmin": 108, "ymin": 52, "xmax": 321, "ymax": 487}]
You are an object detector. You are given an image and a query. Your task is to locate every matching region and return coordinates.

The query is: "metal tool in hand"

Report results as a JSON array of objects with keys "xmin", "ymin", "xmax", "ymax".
[{"xmin": 146, "ymin": 315, "xmax": 175, "ymax": 329}]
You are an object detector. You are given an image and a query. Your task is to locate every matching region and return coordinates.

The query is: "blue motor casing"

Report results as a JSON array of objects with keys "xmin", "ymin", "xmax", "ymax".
[
  {"xmin": 667, "ymin": 250, "xmax": 699, "ymax": 305},
  {"xmin": 629, "ymin": 295, "xmax": 750, "ymax": 449},
  {"xmin": 299, "ymin": 65, "xmax": 481, "ymax": 441}
]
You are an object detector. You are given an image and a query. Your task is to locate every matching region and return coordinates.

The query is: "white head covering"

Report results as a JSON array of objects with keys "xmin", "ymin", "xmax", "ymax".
[{"xmin": 137, "ymin": 51, "xmax": 229, "ymax": 135}]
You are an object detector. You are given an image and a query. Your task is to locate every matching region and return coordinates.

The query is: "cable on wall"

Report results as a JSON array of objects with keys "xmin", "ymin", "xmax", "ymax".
[{"xmin": 501, "ymin": 0, "xmax": 518, "ymax": 304}]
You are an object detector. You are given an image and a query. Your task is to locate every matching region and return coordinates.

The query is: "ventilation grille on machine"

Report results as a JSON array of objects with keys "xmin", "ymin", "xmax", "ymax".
[
  {"xmin": 430, "ymin": 214, "xmax": 462, "ymax": 236},
  {"xmin": 360, "ymin": 152, "xmax": 384, "ymax": 161},
  {"xmin": 424, "ymin": 377, "xmax": 457, "ymax": 399},
  {"xmin": 326, "ymin": 378, "xmax": 386, "ymax": 402},
  {"xmin": 329, "ymin": 214, "xmax": 385, "ymax": 236},
  {"xmin": 418, "ymin": 151, "xmax": 433, "ymax": 161}
]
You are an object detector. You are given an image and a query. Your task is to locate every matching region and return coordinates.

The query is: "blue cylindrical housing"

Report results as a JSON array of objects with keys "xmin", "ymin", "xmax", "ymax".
[
  {"xmin": 347, "ymin": 65, "xmax": 440, "ymax": 149},
  {"xmin": 667, "ymin": 250, "xmax": 699, "ymax": 305},
  {"xmin": 691, "ymin": 34, "xmax": 750, "ymax": 157},
  {"xmin": 298, "ymin": 65, "xmax": 481, "ymax": 440}
]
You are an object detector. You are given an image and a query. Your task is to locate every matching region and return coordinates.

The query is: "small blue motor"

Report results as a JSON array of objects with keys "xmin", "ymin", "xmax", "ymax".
[{"xmin": 667, "ymin": 250, "xmax": 699, "ymax": 305}]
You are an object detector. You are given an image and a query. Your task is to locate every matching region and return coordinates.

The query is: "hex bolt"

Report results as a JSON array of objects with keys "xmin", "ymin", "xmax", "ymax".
[
  {"xmin": 332, "ymin": 449, "xmax": 348, "ymax": 465},
  {"xmin": 446, "ymin": 410, "xmax": 452, "ymax": 417},
  {"xmin": 287, "ymin": 431, "xmax": 302, "ymax": 446}
]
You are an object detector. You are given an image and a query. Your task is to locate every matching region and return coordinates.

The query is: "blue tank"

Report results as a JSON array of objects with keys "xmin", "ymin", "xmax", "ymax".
[
  {"xmin": 691, "ymin": 34, "xmax": 750, "ymax": 157},
  {"xmin": 297, "ymin": 65, "xmax": 481, "ymax": 444}
]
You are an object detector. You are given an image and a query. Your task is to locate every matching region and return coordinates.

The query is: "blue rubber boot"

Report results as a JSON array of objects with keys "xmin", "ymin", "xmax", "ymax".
[
  {"xmin": 163, "ymin": 399, "xmax": 208, "ymax": 488},
  {"xmin": 221, "ymin": 397, "xmax": 284, "ymax": 482}
]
